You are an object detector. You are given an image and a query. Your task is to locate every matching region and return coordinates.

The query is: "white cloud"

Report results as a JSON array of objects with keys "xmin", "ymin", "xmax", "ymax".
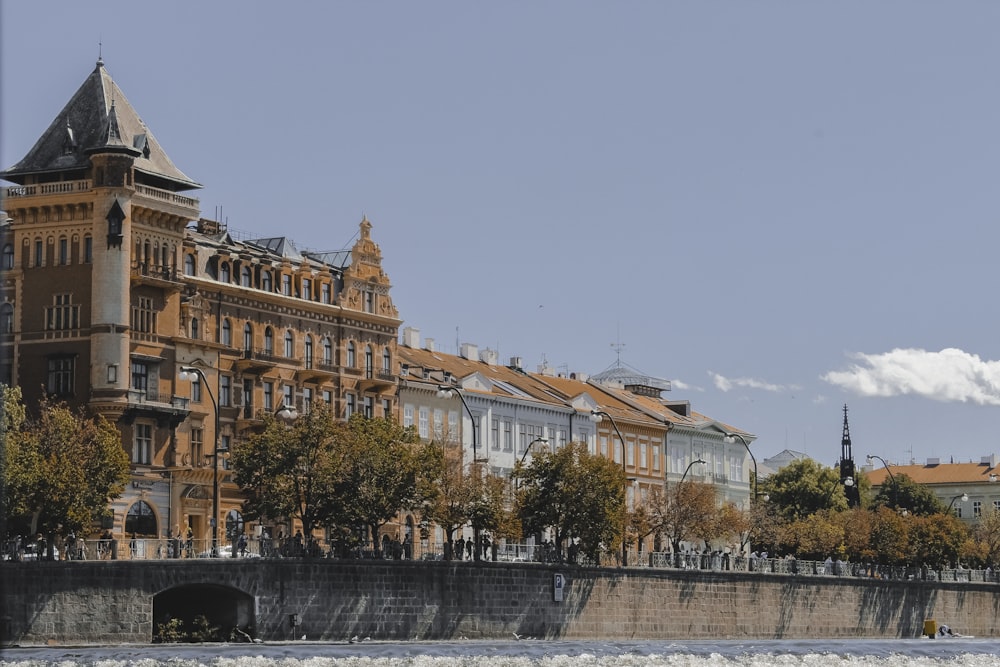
[
  {"xmin": 669, "ymin": 379, "xmax": 703, "ymax": 392},
  {"xmin": 710, "ymin": 372, "xmax": 787, "ymax": 393},
  {"xmin": 822, "ymin": 348, "xmax": 1000, "ymax": 406}
]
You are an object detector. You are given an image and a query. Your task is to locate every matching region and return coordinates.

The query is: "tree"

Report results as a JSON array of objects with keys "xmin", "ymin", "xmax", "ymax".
[
  {"xmin": 652, "ymin": 479, "xmax": 717, "ymax": 563},
  {"xmin": 335, "ymin": 414, "xmax": 422, "ymax": 557},
  {"xmin": 971, "ymin": 508, "xmax": 1000, "ymax": 567},
  {"xmin": 417, "ymin": 439, "xmax": 476, "ymax": 560},
  {"xmin": 516, "ymin": 441, "xmax": 624, "ymax": 563},
  {"xmin": 908, "ymin": 513, "xmax": 970, "ymax": 569},
  {"xmin": 231, "ymin": 403, "xmax": 348, "ymax": 543},
  {"xmin": 762, "ymin": 458, "xmax": 848, "ymax": 521},
  {"xmin": 869, "ymin": 473, "xmax": 943, "ymax": 516},
  {"xmin": 3, "ymin": 387, "xmax": 130, "ymax": 544}
]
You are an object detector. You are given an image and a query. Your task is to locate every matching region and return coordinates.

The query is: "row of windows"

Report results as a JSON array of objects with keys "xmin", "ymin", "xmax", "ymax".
[
  {"xmin": 187, "ymin": 255, "xmax": 340, "ymax": 305},
  {"xmin": 215, "ymin": 319, "xmax": 392, "ymax": 371},
  {"xmin": 4, "ymin": 236, "xmax": 93, "ymax": 269}
]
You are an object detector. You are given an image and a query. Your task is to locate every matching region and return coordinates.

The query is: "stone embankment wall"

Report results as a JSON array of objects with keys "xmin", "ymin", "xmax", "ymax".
[{"xmin": 2, "ymin": 559, "xmax": 996, "ymax": 645}]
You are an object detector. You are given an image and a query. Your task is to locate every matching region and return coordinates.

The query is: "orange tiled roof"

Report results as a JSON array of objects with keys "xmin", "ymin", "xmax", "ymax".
[{"xmin": 865, "ymin": 461, "xmax": 998, "ymax": 486}]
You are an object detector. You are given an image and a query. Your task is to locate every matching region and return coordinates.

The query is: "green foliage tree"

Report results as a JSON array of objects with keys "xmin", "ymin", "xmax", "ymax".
[
  {"xmin": 3, "ymin": 387, "xmax": 129, "ymax": 543},
  {"xmin": 516, "ymin": 441, "xmax": 624, "ymax": 563},
  {"xmin": 231, "ymin": 403, "xmax": 348, "ymax": 542},
  {"xmin": 415, "ymin": 439, "xmax": 474, "ymax": 559},
  {"xmin": 970, "ymin": 508, "xmax": 1000, "ymax": 567},
  {"xmin": 869, "ymin": 473, "xmax": 944, "ymax": 516},
  {"xmin": 335, "ymin": 414, "xmax": 422, "ymax": 557},
  {"xmin": 761, "ymin": 458, "xmax": 848, "ymax": 521}
]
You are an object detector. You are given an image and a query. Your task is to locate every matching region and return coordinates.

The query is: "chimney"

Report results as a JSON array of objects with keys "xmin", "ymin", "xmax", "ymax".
[
  {"xmin": 481, "ymin": 348, "xmax": 499, "ymax": 366},
  {"xmin": 460, "ymin": 343, "xmax": 479, "ymax": 361},
  {"xmin": 509, "ymin": 356, "xmax": 523, "ymax": 371},
  {"xmin": 401, "ymin": 327, "xmax": 420, "ymax": 348},
  {"xmin": 425, "ymin": 337, "xmax": 435, "ymax": 352}
]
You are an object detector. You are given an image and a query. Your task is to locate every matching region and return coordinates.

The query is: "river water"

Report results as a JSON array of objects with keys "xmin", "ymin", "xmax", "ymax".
[{"xmin": 1, "ymin": 639, "xmax": 997, "ymax": 666}]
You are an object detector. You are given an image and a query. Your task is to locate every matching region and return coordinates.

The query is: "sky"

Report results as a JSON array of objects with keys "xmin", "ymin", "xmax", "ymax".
[{"xmin": 4, "ymin": 2, "xmax": 1000, "ymax": 467}]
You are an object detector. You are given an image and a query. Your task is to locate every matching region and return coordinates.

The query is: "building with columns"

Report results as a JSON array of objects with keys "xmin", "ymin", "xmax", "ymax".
[{"xmin": 1, "ymin": 59, "xmax": 401, "ymax": 547}]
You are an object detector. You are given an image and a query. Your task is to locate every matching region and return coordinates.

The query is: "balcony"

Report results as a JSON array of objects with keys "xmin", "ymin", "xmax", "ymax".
[
  {"xmin": 357, "ymin": 368, "xmax": 397, "ymax": 393},
  {"xmin": 131, "ymin": 262, "xmax": 184, "ymax": 292},
  {"xmin": 234, "ymin": 348, "xmax": 279, "ymax": 374},
  {"xmin": 123, "ymin": 390, "xmax": 190, "ymax": 427},
  {"xmin": 236, "ymin": 404, "xmax": 265, "ymax": 431},
  {"xmin": 295, "ymin": 359, "xmax": 336, "ymax": 384}
]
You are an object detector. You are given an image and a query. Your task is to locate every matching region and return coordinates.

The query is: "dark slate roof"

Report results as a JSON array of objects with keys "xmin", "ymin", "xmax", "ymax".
[{"xmin": 1, "ymin": 59, "xmax": 201, "ymax": 191}]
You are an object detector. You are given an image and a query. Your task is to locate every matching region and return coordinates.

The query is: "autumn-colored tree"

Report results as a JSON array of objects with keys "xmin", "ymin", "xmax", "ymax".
[
  {"xmin": 782, "ymin": 509, "xmax": 844, "ymax": 560},
  {"xmin": 516, "ymin": 441, "xmax": 625, "ymax": 563},
  {"xmin": 862, "ymin": 506, "xmax": 908, "ymax": 565},
  {"xmin": 653, "ymin": 479, "xmax": 717, "ymax": 562},
  {"xmin": 3, "ymin": 387, "xmax": 130, "ymax": 545},
  {"xmin": 970, "ymin": 508, "xmax": 1000, "ymax": 567}
]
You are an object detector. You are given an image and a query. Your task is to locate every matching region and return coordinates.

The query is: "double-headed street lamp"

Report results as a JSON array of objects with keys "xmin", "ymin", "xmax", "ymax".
[
  {"xmin": 590, "ymin": 408, "xmax": 630, "ymax": 566},
  {"xmin": 437, "ymin": 386, "xmax": 482, "ymax": 463},
  {"xmin": 178, "ymin": 366, "xmax": 220, "ymax": 557}
]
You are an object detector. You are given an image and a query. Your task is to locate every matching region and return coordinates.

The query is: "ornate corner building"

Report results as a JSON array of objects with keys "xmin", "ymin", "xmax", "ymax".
[{"xmin": 0, "ymin": 59, "xmax": 401, "ymax": 544}]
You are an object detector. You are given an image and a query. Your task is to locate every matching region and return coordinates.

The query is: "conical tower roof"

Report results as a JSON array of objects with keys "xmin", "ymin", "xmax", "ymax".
[{"xmin": 1, "ymin": 58, "xmax": 201, "ymax": 191}]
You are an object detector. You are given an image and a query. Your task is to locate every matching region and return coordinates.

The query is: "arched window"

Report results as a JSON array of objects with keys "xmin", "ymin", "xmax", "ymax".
[
  {"xmin": 219, "ymin": 262, "xmax": 230, "ymax": 283},
  {"xmin": 241, "ymin": 265, "xmax": 252, "ymax": 287},
  {"xmin": 191, "ymin": 317, "xmax": 199, "ymax": 340},
  {"xmin": 365, "ymin": 345, "xmax": 374, "ymax": 377},
  {"xmin": 284, "ymin": 330, "xmax": 294, "ymax": 358},
  {"xmin": 184, "ymin": 254, "xmax": 195, "ymax": 275},
  {"xmin": 221, "ymin": 319, "xmax": 232, "ymax": 346},
  {"xmin": 125, "ymin": 500, "xmax": 158, "ymax": 537},
  {"xmin": 261, "ymin": 270, "xmax": 272, "ymax": 292},
  {"xmin": 323, "ymin": 337, "xmax": 332, "ymax": 365},
  {"xmin": 347, "ymin": 341, "xmax": 356, "ymax": 367},
  {"xmin": 2, "ymin": 244, "xmax": 13, "ymax": 269},
  {"xmin": 304, "ymin": 335, "xmax": 313, "ymax": 369},
  {"xmin": 0, "ymin": 303, "xmax": 13, "ymax": 334},
  {"xmin": 244, "ymin": 322, "xmax": 253, "ymax": 352},
  {"xmin": 264, "ymin": 327, "xmax": 274, "ymax": 354},
  {"xmin": 383, "ymin": 347, "xmax": 391, "ymax": 373}
]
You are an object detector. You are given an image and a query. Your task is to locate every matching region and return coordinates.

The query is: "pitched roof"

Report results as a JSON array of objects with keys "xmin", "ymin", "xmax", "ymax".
[
  {"xmin": 2, "ymin": 59, "xmax": 200, "ymax": 190},
  {"xmin": 865, "ymin": 461, "xmax": 999, "ymax": 486}
]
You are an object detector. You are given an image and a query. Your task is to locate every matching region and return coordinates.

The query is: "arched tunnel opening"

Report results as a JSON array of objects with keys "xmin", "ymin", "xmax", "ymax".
[{"xmin": 153, "ymin": 584, "xmax": 255, "ymax": 643}]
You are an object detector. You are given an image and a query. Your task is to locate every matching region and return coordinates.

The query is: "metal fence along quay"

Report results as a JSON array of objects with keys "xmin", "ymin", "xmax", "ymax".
[{"xmin": 2, "ymin": 537, "xmax": 995, "ymax": 585}]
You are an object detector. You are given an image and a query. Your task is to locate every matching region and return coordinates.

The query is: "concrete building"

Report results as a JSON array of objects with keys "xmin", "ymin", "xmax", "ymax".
[{"xmin": 1, "ymin": 59, "xmax": 401, "ymax": 547}]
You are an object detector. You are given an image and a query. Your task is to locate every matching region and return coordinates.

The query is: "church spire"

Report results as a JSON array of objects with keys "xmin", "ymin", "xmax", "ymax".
[{"xmin": 839, "ymin": 404, "xmax": 860, "ymax": 508}]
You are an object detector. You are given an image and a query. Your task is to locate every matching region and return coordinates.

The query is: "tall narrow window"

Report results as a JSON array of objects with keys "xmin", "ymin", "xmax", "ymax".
[
  {"xmin": 58, "ymin": 237, "xmax": 68, "ymax": 265},
  {"xmin": 365, "ymin": 345, "xmax": 373, "ymax": 378},
  {"xmin": 83, "ymin": 236, "xmax": 93, "ymax": 263},
  {"xmin": 283, "ymin": 384, "xmax": 293, "ymax": 408},
  {"xmin": 220, "ymin": 375, "xmax": 231, "ymax": 406},
  {"xmin": 323, "ymin": 337, "xmax": 332, "ymax": 365},
  {"xmin": 134, "ymin": 423, "xmax": 152, "ymax": 465},
  {"xmin": 191, "ymin": 374, "xmax": 202, "ymax": 403},
  {"xmin": 264, "ymin": 327, "xmax": 274, "ymax": 354},
  {"xmin": 364, "ymin": 290, "xmax": 374, "ymax": 313},
  {"xmin": 190, "ymin": 317, "xmax": 199, "ymax": 340},
  {"xmin": 244, "ymin": 323, "xmax": 253, "ymax": 352},
  {"xmin": 304, "ymin": 335, "xmax": 313, "ymax": 369},
  {"xmin": 346, "ymin": 393, "xmax": 356, "ymax": 419},
  {"xmin": 220, "ymin": 262, "xmax": 231, "ymax": 283},
  {"xmin": 281, "ymin": 274, "xmax": 291, "ymax": 296},
  {"xmin": 321, "ymin": 283, "xmax": 331, "ymax": 304},
  {"xmin": 46, "ymin": 356, "xmax": 75, "ymax": 396},
  {"xmin": 131, "ymin": 361, "xmax": 149, "ymax": 395},
  {"xmin": 284, "ymin": 330, "xmax": 294, "ymax": 358},
  {"xmin": 301, "ymin": 278, "xmax": 311, "ymax": 300},
  {"xmin": 191, "ymin": 428, "xmax": 204, "ymax": 467},
  {"xmin": 263, "ymin": 381, "xmax": 274, "ymax": 411},
  {"xmin": 221, "ymin": 319, "xmax": 232, "ymax": 346},
  {"xmin": 2, "ymin": 244, "xmax": 13, "ymax": 269},
  {"xmin": 347, "ymin": 341, "xmax": 356, "ymax": 367},
  {"xmin": 0, "ymin": 304, "xmax": 13, "ymax": 334},
  {"xmin": 261, "ymin": 270, "xmax": 272, "ymax": 292},
  {"xmin": 184, "ymin": 254, "xmax": 195, "ymax": 275},
  {"xmin": 382, "ymin": 348, "xmax": 391, "ymax": 373},
  {"xmin": 363, "ymin": 395, "xmax": 373, "ymax": 418},
  {"xmin": 303, "ymin": 387, "xmax": 313, "ymax": 414},
  {"xmin": 34, "ymin": 239, "xmax": 43, "ymax": 267},
  {"xmin": 241, "ymin": 266, "xmax": 252, "ymax": 287}
]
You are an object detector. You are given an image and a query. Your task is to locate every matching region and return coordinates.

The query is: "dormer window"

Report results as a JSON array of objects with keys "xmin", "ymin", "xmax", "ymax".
[{"xmin": 219, "ymin": 262, "xmax": 231, "ymax": 283}]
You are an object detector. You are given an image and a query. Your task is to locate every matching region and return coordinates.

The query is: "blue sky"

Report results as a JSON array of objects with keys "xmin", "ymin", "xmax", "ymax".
[{"xmin": 5, "ymin": 2, "xmax": 1000, "ymax": 466}]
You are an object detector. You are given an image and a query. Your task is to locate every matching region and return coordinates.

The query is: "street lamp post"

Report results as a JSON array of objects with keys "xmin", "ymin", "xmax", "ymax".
[
  {"xmin": 866, "ymin": 454, "xmax": 898, "ymax": 509},
  {"xmin": 519, "ymin": 437, "xmax": 549, "ymax": 465},
  {"xmin": 724, "ymin": 432, "xmax": 759, "ymax": 500},
  {"xmin": 590, "ymin": 409, "xmax": 629, "ymax": 566},
  {"xmin": 680, "ymin": 458, "xmax": 706, "ymax": 484},
  {"xmin": 437, "ymin": 386, "xmax": 482, "ymax": 463},
  {"xmin": 179, "ymin": 366, "xmax": 220, "ymax": 557},
  {"xmin": 948, "ymin": 493, "xmax": 969, "ymax": 514}
]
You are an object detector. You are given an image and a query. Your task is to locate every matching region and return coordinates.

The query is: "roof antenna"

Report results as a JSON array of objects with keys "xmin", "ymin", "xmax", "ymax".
[
  {"xmin": 611, "ymin": 324, "xmax": 625, "ymax": 367},
  {"xmin": 97, "ymin": 40, "xmax": 104, "ymax": 67}
]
